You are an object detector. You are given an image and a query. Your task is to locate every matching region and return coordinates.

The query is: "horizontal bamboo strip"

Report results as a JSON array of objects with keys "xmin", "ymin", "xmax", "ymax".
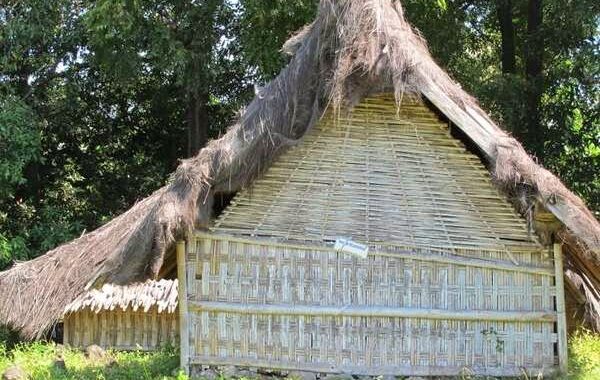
[
  {"xmin": 200, "ymin": 230, "xmax": 541, "ymax": 252},
  {"xmin": 189, "ymin": 356, "xmax": 555, "ymax": 377},
  {"xmin": 211, "ymin": 227, "xmax": 533, "ymax": 249},
  {"xmin": 194, "ymin": 232, "xmax": 552, "ymax": 275},
  {"xmin": 190, "ymin": 302, "xmax": 557, "ymax": 322}
]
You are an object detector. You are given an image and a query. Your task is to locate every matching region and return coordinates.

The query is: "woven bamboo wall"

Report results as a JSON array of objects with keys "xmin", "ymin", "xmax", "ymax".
[
  {"xmin": 63, "ymin": 308, "xmax": 179, "ymax": 350},
  {"xmin": 184, "ymin": 235, "xmax": 560, "ymax": 376},
  {"xmin": 182, "ymin": 95, "xmax": 565, "ymax": 376}
]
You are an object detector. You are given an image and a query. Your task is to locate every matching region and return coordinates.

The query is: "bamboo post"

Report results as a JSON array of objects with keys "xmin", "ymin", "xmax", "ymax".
[
  {"xmin": 63, "ymin": 316, "xmax": 70, "ymax": 346},
  {"xmin": 176, "ymin": 240, "xmax": 190, "ymax": 375},
  {"xmin": 554, "ymin": 243, "xmax": 568, "ymax": 373}
]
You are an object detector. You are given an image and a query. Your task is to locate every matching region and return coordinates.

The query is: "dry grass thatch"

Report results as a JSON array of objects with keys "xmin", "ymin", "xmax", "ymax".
[
  {"xmin": 64, "ymin": 279, "xmax": 178, "ymax": 314},
  {"xmin": 1, "ymin": 0, "xmax": 599, "ymax": 339}
]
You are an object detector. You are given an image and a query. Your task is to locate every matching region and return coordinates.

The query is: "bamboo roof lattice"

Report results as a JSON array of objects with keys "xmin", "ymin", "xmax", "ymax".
[{"xmin": 213, "ymin": 95, "xmax": 540, "ymax": 251}]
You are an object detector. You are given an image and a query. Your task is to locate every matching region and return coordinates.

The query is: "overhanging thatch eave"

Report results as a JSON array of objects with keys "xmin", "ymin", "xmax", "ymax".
[
  {"xmin": 64, "ymin": 279, "xmax": 179, "ymax": 315},
  {"xmin": 421, "ymin": 77, "xmax": 600, "ymax": 257}
]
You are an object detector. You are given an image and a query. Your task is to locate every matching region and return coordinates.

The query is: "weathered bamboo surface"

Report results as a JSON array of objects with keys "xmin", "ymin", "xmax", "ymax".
[
  {"xmin": 213, "ymin": 95, "xmax": 540, "ymax": 250},
  {"xmin": 63, "ymin": 308, "xmax": 179, "ymax": 350},
  {"xmin": 190, "ymin": 302, "xmax": 557, "ymax": 322},
  {"xmin": 184, "ymin": 96, "xmax": 562, "ymax": 376},
  {"xmin": 187, "ymin": 235, "xmax": 558, "ymax": 376},
  {"xmin": 554, "ymin": 243, "xmax": 568, "ymax": 373},
  {"xmin": 196, "ymin": 231, "xmax": 553, "ymax": 276},
  {"xmin": 177, "ymin": 241, "xmax": 190, "ymax": 373}
]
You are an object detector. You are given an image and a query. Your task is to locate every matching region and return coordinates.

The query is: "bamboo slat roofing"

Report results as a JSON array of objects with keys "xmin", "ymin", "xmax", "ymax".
[
  {"xmin": 212, "ymin": 95, "xmax": 540, "ymax": 250},
  {"xmin": 64, "ymin": 279, "xmax": 178, "ymax": 314}
]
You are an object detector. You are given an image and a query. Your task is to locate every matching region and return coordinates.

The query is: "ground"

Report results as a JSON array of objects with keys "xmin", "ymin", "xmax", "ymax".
[{"xmin": 0, "ymin": 332, "xmax": 599, "ymax": 380}]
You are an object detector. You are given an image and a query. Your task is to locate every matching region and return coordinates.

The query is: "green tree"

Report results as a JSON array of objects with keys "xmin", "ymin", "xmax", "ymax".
[
  {"xmin": 85, "ymin": 0, "xmax": 252, "ymax": 156},
  {"xmin": 238, "ymin": 0, "xmax": 317, "ymax": 80},
  {"xmin": 0, "ymin": 96, "xmax": 40, "ymax": 199},
  {"xmin": 0, "ymin": 0, "xmax": 252, "ymax": 270},
  {"xmin": 0, "ymin": 0, "xmax": 597, "ymax": 273},
  {"xmin": 0, "ymin": 95, "xmax": 41, "ymax": 268},
  {"xmin": 403, "ymin": 0, "xmax": 599, "ymax": 212}
]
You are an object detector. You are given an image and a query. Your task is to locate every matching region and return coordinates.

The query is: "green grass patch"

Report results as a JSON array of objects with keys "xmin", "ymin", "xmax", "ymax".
[
  {"xmin": 568, "ymin": 330, "xmax": 600, "ymax": 380},
  {"xmin": 0, "ymin": 341, "xmax": 187, "ymax": 380}
]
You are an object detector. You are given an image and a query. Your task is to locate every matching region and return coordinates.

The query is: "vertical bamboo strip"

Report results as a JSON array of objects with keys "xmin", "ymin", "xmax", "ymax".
[
  {"xmin": 554, "ymin": 243, "xmax": 568, "ymax": 373},
  {"xmin": 64, "ymin": 307, "xmax": 178, "ymax": 350},
  {"xmin": 83, "ymin": 312, "xmax": 92, "ymax": 346},
  {"xmin": 100, "ymin": 313, "xmax": 107, "ymax": 347},
  {"xmin": 63, "ymin": 315, "xmax": 70, "ymax": 345},
  {"xmin": 73, "ymin": 313, "xmax": 79, "ymax": 347},
  {"xmin": 152, "ymin": 309, "xmax": 159, "ymax": 348},
  {"xmin": 177, "ymin": 240, "xmax": 190, "ymax": 374},
  {"xmin": 116, "ymin": 311, "xmax": 123, "ymax": 348}
]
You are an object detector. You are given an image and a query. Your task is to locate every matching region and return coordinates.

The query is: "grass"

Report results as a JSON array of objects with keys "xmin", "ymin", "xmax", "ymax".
[
  {"xmin": 0, "ymin": 332, "xmax": 599, "ymax": 379},
  {"xmin": 0, "ymin": 342, "xmax": 186, "ymax": 380},
  {"xmin": 567, "ymin": 330, "xmax": 600, "ymax": 380}
]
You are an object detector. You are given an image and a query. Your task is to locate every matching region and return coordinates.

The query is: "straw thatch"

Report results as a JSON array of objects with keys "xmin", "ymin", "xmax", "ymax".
[
  {"xmin": 64, "ymin": 279, "xmax": 178, "ymax": 314},
  {"xmin": 1, "ymin": 0, "xmax": 599, "ymax": 339}
]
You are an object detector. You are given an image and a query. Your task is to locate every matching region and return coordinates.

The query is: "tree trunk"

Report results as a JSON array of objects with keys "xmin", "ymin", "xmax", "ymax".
[
  {"xmin": 497, "ymin": 0, "xmax": 516, "ymax": 74},
  {"xmin": 525, "ymin": 0, "xmax": 544, "ymax": 156},
  {"xmin": 186, "ymin": 90, "xmax": 209, "ymax": 157}
]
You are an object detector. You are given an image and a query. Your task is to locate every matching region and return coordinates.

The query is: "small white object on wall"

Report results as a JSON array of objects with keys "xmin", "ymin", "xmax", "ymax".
[{"xmin": 334, "ymin": 238, "xmax": 369, "ymax": 259}]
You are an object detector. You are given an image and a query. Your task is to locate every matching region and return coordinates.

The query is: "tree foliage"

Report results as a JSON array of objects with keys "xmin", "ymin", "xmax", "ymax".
[
  {"xmin": 0, "ymin": 0, "xmax": 598, "ymax": 271},
  {"xmin": 0, "ymin": 95, "xmax": 40, "ymax": 198}
]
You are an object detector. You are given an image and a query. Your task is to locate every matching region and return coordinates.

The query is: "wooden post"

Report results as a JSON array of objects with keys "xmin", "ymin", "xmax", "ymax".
[
  {"xmin": 554, "ymin": 243, "xmax": 568, "ymax": 373},
  {"xmin": 176, "ymin": 240, "xmax": 190, "ymax": 375}
]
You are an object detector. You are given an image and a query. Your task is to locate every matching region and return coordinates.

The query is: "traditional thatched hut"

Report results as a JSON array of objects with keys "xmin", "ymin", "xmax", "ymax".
[
  {"xmin": 179, "ymin": 96, "xmax": 565, "ymax": 377},
  {"xmin": 1, "ymin": 0, "xmax": 599, "ymax": 377},
  {"xmin": 62, "ymin": 279, "xmax": 179, "ymax": 350}
]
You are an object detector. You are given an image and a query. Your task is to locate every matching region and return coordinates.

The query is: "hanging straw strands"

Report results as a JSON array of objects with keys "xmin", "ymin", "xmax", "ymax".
[{"xmin": 64, "ymin": 279, "xmax": 178, "ymax": 314}]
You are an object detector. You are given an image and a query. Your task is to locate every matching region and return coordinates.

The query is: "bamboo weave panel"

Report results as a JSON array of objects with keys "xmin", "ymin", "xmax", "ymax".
[
  {"xmin": 212, "ymin": 95, "xmax": 539, "ymax": 250},
  {"xmin": 189, "ymin": 238, "xmax": 554, "ymax": 311},
  {"xmin": 186, "ymin": 236, "xmax": 558, "ymax": 376},
  {"xmin": 191, "ymin": 313, "xmax": 555, "ymax": 376},
  {"xmin": 63, "ymin": 308, "xmax": 179, "ymax": 350}
]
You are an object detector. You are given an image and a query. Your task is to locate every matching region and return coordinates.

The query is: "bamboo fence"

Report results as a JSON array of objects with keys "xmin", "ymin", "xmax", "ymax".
[
  {"xmin": 63, "ymin": 279, "xmax": 179, "ymax": 350},
  {"xmin": 63, "ymin": 307, "xmax": 179, "ymax": 351}
]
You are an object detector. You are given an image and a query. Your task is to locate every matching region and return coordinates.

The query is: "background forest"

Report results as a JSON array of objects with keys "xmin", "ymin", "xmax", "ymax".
[{"xmin": 1, "ymin": 0, "xmax": 598, "ymax": 271}]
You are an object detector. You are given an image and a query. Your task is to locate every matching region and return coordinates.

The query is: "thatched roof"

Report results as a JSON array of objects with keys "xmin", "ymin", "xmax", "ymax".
[
  {"xmin": 64, "ymin": 279, "xmax": 178, "ymax": 315},
  {"xmin": 1, "ymin": 0, "xmax": 599, "ymax": 339}
]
